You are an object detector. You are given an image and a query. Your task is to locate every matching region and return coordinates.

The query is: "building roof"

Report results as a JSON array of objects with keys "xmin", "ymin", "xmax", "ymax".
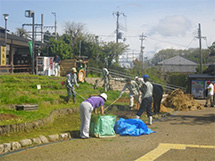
[
  {"xmin": 188, "ymin": 74, "xmax": 215, "ymax": 79},
  {"xmin": 158, "ymin": 55, "xmax": 197, "ymax": 65}
]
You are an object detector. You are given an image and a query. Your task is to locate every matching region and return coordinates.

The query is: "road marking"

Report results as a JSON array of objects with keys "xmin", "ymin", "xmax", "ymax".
[{"xmin": 135, "ymin": 143, "xmax": 215, "ymax": 161}]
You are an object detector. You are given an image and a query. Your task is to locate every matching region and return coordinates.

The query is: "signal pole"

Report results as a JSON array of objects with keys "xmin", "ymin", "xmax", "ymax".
[{"xmin": 113, "ymin": 11, "xmax": 126, "ymax": 43}]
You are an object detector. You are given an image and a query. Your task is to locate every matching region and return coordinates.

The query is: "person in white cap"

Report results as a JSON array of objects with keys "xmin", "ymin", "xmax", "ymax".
[
  {"xmin": 66, "ymin": 68, "xmax": 79, "ymax": 103},
  {"xmin": 80, "ymin": 93, "xmax": 107, "ymax": 139}
]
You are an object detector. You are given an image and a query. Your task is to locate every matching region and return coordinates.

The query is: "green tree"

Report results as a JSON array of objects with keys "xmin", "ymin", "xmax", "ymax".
[
  {"xmin": 208, "ymin": 42, "xmax": 215, "ymax": 56},
  {"xmin": 48, "ymin": 38, "xmax": 73, "ymax": 59},
  {"xmin": 100, "ymin": 42, "xmax": 128, "ymax": 68}
]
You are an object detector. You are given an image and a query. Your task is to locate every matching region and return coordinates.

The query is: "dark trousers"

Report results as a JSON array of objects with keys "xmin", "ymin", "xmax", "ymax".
[
  {"xmin": 136, "ymin": 97, "xmax": 153, "ymax": 117},
  {"xmin": 66, "ymin": 86, "xmax": 75, "ymax": 101},
  {"xmin": 153, "ymin": 97, "xmax": 162, "ymax": 114}
]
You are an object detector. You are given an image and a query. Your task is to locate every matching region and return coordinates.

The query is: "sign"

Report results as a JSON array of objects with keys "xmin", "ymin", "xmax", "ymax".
[
  {"xmin": 28, "ymin": 41, "xmax": 33, "ymax": 58},
  {"xmin": 191, "ymin": 80, "xmax": 205, "ymax": 98},
  {"xmin": 1, "ymin": 46, "xmax": 6, "ymax": 65},
  {"xmin": 49, "ymin": 57, "xmax": 53, "ymax": 70}
]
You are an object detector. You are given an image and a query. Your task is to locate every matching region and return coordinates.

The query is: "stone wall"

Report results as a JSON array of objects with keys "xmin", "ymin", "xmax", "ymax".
[
  {"xmin": 85, "ymin": 77, "xmax": 126, "ymax": 92},
  {"xmin": 0, "ymin": 108, "xmax": 79, "ymax": 136}
]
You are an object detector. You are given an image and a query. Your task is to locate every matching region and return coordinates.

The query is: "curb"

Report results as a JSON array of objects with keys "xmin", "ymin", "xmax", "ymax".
[
  {"xmin": 0, "ymin": 132, "xmax": 72, "ymax": 157},
  {"xmin": 0, "ymin": 110, "xmax": 178, "ymax": 157}
]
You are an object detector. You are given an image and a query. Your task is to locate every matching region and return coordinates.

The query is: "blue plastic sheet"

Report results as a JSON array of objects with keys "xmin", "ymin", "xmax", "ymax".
[{"xmin": 114, "ymin": 118, "xmax": 155, "ymax": 136}]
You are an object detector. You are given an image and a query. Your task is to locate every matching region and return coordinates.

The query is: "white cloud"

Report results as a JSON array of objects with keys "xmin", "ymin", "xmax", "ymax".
[{"xmin": 149, "ymin": 15, "xmax": 192, "ymax": 37}]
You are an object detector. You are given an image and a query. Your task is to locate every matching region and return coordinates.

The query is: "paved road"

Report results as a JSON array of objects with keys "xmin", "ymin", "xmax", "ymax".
[{"xmin": 1, "ymin": 100, "xmax": 215, "ymax": 161}]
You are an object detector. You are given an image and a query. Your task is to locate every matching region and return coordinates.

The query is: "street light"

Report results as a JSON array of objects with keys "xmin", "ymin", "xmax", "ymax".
[
  {"xmin": 3, "ymin": 13, "xmax": 9, "ymax": 46},
  {"xmin": 25, "ymin": 10, "xmax": 35, "ymax": 74}
]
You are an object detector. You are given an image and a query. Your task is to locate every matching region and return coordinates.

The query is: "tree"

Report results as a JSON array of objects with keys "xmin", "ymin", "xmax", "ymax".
[
  {"xmin": 48, "ymin": 37, "xmax": 73, "ymax": 59},
  {"xmin": 14, "ymin": 28, "xmax": 29, "ymax": 38},
  {"xmin": 208, "ymin": 42, "xmax": 215, "ymax": 56},
  {"xmin": 100, "ymin": 42, "xmax": 128, "ymax": 68}
]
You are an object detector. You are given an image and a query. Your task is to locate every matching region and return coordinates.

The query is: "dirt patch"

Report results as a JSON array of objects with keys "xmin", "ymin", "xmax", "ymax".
[
  {"xmin": 162, "ymin": 89, "xmax": 204, "ymax": 111},
  {"xmin": 117, "ymin": 98, "xmax": 171, "ymax": 113},
  {"xmin": 0, "ymin": 113, "xmax": 20, "ymax": 121},
  {"xmin": 106, "ymin": 97, "xmax": 171, "ymax": 120}
]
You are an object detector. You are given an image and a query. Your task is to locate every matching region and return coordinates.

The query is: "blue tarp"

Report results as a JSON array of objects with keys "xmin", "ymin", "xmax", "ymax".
[{"xmin": 114, "ymin": 118, "xmax": 155, "ymax": 136}]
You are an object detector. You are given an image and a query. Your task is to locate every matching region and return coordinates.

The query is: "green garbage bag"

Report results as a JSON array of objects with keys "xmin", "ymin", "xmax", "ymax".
[{"xmin": 90, "ymin": 115, "xmax": 116, "ymax": 137}]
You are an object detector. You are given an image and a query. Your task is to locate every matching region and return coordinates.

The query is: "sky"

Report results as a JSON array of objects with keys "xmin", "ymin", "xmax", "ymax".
[{"xmin": 0, "ymin": 0, "xmax": 215, "ymax": 61}]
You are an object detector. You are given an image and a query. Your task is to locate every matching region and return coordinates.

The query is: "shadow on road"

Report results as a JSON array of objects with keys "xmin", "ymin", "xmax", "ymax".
[{"xmin": 167, "ymin": 113, "xmax": 215, "ymax": 125}]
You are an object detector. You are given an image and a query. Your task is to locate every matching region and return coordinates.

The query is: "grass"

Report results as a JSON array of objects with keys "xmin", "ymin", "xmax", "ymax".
[
  {"xmin": 0, "ymin": 113, "xmax": 80, "ymax": 144},
  {"xmin": 0, "ymin": 73, "xmax": 123, "ymax": 125},
  {"xmin": 0, "ymin": 74, "xmax": 152, "ymax": 144}
]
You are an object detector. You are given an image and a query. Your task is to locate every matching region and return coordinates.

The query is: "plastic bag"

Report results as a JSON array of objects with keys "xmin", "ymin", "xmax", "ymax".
[
  {"xmin": 90, "ymin": 115, "xmax": 116, "ymax": 137},
  {"xmin": 114, "ymin": 118, "xmax": 155, "ymax": 136}
]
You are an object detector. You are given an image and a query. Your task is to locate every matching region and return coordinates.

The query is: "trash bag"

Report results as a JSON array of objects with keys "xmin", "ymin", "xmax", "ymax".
[
  {"xmin": 114, "ymin": 118, "xmax": 155, "ymax": 136},
  {"xmin": 90, "ymin": 115, "xmax": 116, "ymax": 137}
]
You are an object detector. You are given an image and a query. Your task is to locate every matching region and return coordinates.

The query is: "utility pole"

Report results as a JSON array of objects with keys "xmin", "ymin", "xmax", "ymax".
[
  {"xmin": 52, "ymin": 12, "xmax": 57, "ymax": 39},
  {"xmin": 113, "ymin": 11, "xmax": 126, "ymax": 43},
  {"xmin": 41, "ymin": 14, "xmax": 44, "ymax": 42},
  {"xmin": 196, "ymin": 23, "xmax": 206, "ymax": 74},
  {"xmin": 25, "ymin": 10, "xmax": 35, "ymax": 74},
  {"xmin": 139, "ymin": 33, "xmax": 146, "ymax": 62}
]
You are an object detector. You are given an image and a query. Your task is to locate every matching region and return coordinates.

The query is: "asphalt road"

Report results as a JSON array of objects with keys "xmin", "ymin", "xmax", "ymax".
[{"xmin": 1, "ymin": 100, "xmax": 215, "ymax": 161}]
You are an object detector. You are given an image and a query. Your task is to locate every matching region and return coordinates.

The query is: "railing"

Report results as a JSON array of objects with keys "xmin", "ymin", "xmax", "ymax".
[
  {"xmin": 0, "ymin": 65, "xmax": 32, "ymax": 73},
  {"xmin": 87, "ymin": 66, "xmax": 186, "ymax": 92}
]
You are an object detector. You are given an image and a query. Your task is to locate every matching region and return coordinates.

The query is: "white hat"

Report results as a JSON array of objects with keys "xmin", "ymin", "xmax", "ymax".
[
  {"xmin": 100, "ymin": 93, "xmax": 107, "ymax": 101},
  {"xmin": 72, "ymin": 68, "xmax": 77, "ymax": 72},
  {"xmin": 135, "ymin": 76, "xmax": 138, "ymax": 79}
]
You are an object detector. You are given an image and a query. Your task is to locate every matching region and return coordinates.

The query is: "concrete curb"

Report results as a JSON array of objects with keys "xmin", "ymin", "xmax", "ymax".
[
  {"xmin": 0, "ymin": 132, "xmax": 72, "ymax": 157},
  {"xmin": 0, "ymin": 110, "xmax": 178, "ymax": 157}
]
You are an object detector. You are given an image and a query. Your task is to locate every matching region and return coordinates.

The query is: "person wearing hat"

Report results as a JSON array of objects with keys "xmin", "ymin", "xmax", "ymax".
[
  {"xmin": 65, "ymin": 68, "xmax": 79, "ymax": 103},
  {"xmin": 100, "ymin": 67, "xmax": 110, "ymax": 92},
  {"xmin": 119, "ymin": 78, "xmax": 141, "ymax": 109},
  {"xmin": 205, "ymin": 81, "xmax": 214, "ymax": 107},
  {"xmin": 136, "ymin": 74, "xmax": 153, "ymax": 125},
  {"xmin": 80, "ymin": 93, "xmax": 107, "ymax": 139},
  {"xmin": 135, "ymin": 76, "xmax": 144, "ymax": 87}
]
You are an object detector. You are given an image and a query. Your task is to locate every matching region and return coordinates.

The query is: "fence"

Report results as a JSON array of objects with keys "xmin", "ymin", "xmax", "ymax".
[{"xmin": 0, "ymin": 65, "xmax": 32, "ymax": 73}]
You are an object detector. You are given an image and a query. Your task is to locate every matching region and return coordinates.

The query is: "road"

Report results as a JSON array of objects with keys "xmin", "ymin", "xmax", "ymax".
[{"xmin": 1, "ymin": 100, "xmax": 215, "ymax": 161}]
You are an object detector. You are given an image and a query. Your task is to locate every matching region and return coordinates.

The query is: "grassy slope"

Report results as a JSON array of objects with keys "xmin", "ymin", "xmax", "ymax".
[
  {"xmin": 0, "ymin": 74, "xmax": 124, "ymax": 143},
  {"xmin": 0, "ymin": 74, "xmax": 122, "ymax": 125}
]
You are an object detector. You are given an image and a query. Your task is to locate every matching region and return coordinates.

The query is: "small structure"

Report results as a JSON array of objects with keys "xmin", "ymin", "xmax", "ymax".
[
  {"xmin": 188, "ymin": 74, "xmax": 215, "ymax": 98},
  {"xmin": 0, "ymin": 27, "xmax": 43, "ymax": 73},
  {"xmin": 157, "ymin": 55, "xmax": 198, "ymax": 73},
  {"xmin": 60, "ymin": 56, "xmax": 88, "ymax": 82}
]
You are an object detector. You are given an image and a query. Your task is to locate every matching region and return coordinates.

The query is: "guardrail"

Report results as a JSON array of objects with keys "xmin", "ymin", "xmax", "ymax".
[{"xmin": 0, "ymin": 65, "xmax": 32, "ymax": 73}]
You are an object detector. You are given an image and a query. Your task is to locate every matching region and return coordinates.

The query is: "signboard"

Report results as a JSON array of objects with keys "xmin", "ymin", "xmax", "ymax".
[
  {"xmin": 191, "ymin": 80, "xmax": 205, "ymax": 98},
  {"xmin": 1, "ymin": 46, "xmax": 6, "ymax": 65}
]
